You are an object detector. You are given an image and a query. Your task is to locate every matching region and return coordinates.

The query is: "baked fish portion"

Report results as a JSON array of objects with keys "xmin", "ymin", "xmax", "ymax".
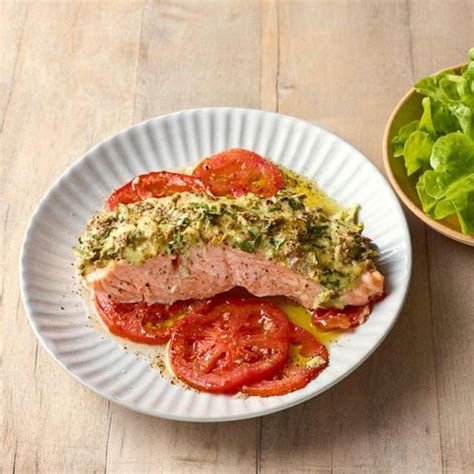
[{"xmin": 75, "ymin": 191, "xmax": 383, "ymax": 309}]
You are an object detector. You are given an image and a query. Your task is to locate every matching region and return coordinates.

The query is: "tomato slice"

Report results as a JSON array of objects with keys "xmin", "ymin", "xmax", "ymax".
[
  {"xmin": 132, "ymin": 171, "xmax": 207, "ymax": 199},
  {"xmin": 312, "ymin": 292, "xmax": 386, "ymax": 331},
  {"xmin": 95, "ymin": 296, "xmax": 192, "ymax": 345},
  {"xmin": 104, "ymin": 171, "xmax": 207, "ymax": 210},
  {"xmin": 312, "ymin": 304, "xmax": 372, "ymax": 331},
  {"xmin": 169, "ymin": 297, "xmax": 291, "ymax": 394},
  {"xmin": 192, "ymin": 148, "xmax": 284, "ymax": 197},
  {"xmin": 242, "ymin": 324, "xmax": 328, "ymax": 397},
  {"xmin": 105, "ymin": 181, "xmax": 141, "ymax": 211}
]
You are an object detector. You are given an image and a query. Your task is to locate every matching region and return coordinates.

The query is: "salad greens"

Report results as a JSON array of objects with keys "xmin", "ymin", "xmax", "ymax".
[{"xmin": 392, "ymin": 48, "xmax": 474, "ymax": 235}]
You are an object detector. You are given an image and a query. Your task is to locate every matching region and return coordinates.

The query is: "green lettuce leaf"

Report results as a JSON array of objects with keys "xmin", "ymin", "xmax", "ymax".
[
  {"xmin": 393, "ymin": 49, "xmax": 474, "ymax": 235},
  {"xmin": 443, "ymin": 174, "xmax": 474, "ymax": 234},
  {"xmin": 433, "ymin": 199, "xmax": 455, "ymax": 220},
  {"xmin": 419, "ymin": 97, "xmax": 435, "ymax": 133},
  {"xmin": 416, "ymin": 176, "xmax": 437, "ymax": 216},
  {"xmin": 420, "ymin": 133, "xmax": 474, "ymax": 233},
  {"xmin": 415, "ymin": 54, "xmax": 474, "ymax": 138},
  {"xmin": 428, "ymin": 132, "xmax": 474, "ymax": 186},
  {"xmin": 431, "ymin": 100, "xmax": 461, "ymax": 134},
  {"xmin": 403, "ymin": 130, "xmax": 434, "ymax": 176},
  {"xmin": 392, "ymin": 120, "xmax": 419, "ymax": 157},
  {"xmin": 454, "ymin": 191, "xmax": 474, "ymax": 235}
]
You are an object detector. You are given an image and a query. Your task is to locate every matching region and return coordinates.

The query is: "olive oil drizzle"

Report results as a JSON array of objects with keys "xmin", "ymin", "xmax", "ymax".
[{"xmin": 268, "ymin": 296, "xmax": 338, "ymax": 347}]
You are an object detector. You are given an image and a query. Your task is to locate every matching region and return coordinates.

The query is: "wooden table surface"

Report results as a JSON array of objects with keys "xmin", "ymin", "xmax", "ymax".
[{"xmin": 2, "ymin": 1, "xmax": 473, "ymax": 472}]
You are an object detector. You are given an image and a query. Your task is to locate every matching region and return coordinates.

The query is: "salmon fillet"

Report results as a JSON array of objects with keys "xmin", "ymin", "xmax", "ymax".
[
  {"xmin": 77, "ymin": 187, "xmax": 384, "ymax": 309},
  {"xmin": 85, "ymin": 244, "xmax": 384, "ymax": 310}
]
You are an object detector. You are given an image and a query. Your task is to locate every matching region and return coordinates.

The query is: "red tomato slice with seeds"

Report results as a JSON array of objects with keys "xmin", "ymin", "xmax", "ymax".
[
  {"xmin": 95, "ymin": 296, "xmax": 192, "ymax": 345},
  {"xmin": 242, "ymin": 324, "xmax": 329, "ymax": 397},
  {"xmin": 169, "ymin": 297, "xmax": 291, "ymax": 394},
  {"xmin": 312, "ymin": 303, "xmax": 372, "ymax": 331},
  {"xmin": 312, "ymin": 293, "xmax": 386, "ymax": 331},
  {"xmin": 192, "ymin": 148, "xmax": 284, "ymax": 197},
  {"xmin": 132, "ymin": 171, "xmax": 207, "ymax": 199},
  {"xmin": 104, "ymin": 181, "xmax": 141, "ymax": 211},
  {"xmin": 104, "ymin": 172, "xmax": 207, "ymax": 210}
]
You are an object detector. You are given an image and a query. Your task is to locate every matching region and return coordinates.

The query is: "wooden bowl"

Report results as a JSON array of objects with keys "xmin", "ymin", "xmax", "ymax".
[{"xmin": 382, "ymin": 64, "xmax": 474, "ymax": 246}]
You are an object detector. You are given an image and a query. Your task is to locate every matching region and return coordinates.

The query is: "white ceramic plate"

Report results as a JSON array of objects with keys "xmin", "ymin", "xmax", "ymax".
[{"xmin": 20, "ymin": 108, "xmax": 411, "ymax": 422}]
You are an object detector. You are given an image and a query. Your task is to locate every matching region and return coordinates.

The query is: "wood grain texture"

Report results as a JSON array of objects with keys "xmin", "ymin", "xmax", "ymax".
[
  {"xmin": 2, "ymin": 0, "xmax": 473, "ymax": 473},
  {"xmin": 1, "ymin": 1, "xmax": 144, "ymax": 472}
]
